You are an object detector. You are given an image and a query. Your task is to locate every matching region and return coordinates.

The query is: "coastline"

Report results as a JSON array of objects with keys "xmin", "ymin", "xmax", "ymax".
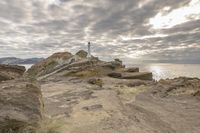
[{"xmin": 1, "ymin": 51, "xmax": 200, "ymax": 133}]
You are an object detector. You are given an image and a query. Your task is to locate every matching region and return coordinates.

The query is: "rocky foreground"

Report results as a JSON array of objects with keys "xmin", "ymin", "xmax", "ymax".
[{"xmin": 0, "ymin": 50, "xmax": 200, "ymax": 133}]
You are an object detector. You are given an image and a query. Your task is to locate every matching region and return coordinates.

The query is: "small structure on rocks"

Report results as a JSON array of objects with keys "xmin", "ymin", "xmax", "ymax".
[
  {"xmin": 87, "ymin": 42, "xmax": 92, "ymax": 58},
  {"xmin": 25, "ymin": 49, "xmax": 153, "ymax": 81}
]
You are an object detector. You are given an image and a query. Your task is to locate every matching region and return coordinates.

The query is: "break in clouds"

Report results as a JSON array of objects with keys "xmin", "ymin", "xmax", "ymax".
[{"xmin": 0, "ymin": 0, "xmax": 200, "ymax": 63}]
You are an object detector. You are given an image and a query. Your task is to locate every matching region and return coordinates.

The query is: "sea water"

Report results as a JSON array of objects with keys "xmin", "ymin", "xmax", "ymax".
[
  {"xmin": 21, "ymin": 63, "xmax": 200, "ymax": 80},
  {"xmin": 20, "ymin": 64, "xmax": 33, "ymax": 70},
  {"xmin": 129, "ymin": 63, "xmax": 200, "ymax": 80}
]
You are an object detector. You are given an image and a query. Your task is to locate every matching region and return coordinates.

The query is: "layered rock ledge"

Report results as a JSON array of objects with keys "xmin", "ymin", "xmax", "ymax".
[
  {"xmin": 1, "ymin": 50, "xmax": 200, "ymax": 133},
  {"xmin": 0, "ymin": 64, "xmax": 25, "ymax": 82},
  {"xmin": 0, "ymin": 80, "xmax": 43, "ymax": 133}
]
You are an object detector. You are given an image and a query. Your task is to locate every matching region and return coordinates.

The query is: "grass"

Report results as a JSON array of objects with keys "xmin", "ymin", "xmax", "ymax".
[
  {"xmin": 26, "ymin": 60, "xmax": 59, "ymax": 78},
  {"xmin": 0, "ymin": 118, "xmax": 65, "ymax": 133},
  {"xmin": 64, "ymin": 69, "xmax": 103, "ymax": 78},
  {"xmin": 45, "ymin": 60, "xmax": 58, "ymax": 71},
  {"xmin": 0, "ymin": 126, "xmax": 35, "ymax": 133},
  {"xmin": 115, "ymin": 85, "xmax": 149, "ymax": 101},
  {"xmin": 36, "ymin": 118, "xmax": 65, "ymax": 133}
]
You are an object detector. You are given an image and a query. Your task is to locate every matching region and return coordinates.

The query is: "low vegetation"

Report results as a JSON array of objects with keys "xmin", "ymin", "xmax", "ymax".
[
  {"xmin": 115, "ymin": 85, "xmax": 148, "ymax": 101},
  {"xmin": 36, "ymin": 118, "xmax": 65, "ymax": 133},
  {"xmin": 0, "ymin": 118, "xmax": 65, "ymax": 133},
  {"xmin": 64, "ymin": 69, "xmax": 101, "ymax": 78}
]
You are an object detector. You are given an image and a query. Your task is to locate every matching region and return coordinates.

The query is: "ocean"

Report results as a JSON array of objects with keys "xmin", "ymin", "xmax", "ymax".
[
  {"xmin": 21, "ymin": 64, "xmax": 33, "ymax": 70},
  {"xmin": 130, "ymin": 63, "xmax": 200, "ymax": 80},
  {"xmin": 21, "ymin": 63, "xmax": 200, "ymax": 80}
]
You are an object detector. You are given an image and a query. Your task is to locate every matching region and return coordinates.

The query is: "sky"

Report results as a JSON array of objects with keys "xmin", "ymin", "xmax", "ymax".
[{"xmin": 0, "ymin": 0, "xmax": 200, "ymax": 63}]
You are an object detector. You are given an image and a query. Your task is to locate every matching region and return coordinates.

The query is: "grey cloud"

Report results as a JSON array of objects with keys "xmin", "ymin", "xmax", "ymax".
[
  {"xmin": 162, "ymin": 20, "xmax": 200, "ymax": 34},
  {"xmin": 0, "ymin": 0, "xmax": 199, "ymax": 63}
]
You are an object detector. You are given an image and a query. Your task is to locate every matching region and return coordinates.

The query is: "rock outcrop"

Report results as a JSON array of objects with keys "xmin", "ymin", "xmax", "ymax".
[
  {"xmin": 124, "ymin": 67, "xmax": 139, "ymax": 73},
  {"xmin": 0, "ymin": 80, "xmax": 43, "ymax": 132},
  {"xmin": 108, "ymin": 72, "xmax": 152, "ymax": 80},
  {"xmin": 152, "ymin": 77, "xmax": 200, "ymax": 98},
  {"xmin": 87, "ymin": 78, "xmax": 103, "ymax": 87},
  {"xmin": 75, "ymin": 50, "xmax": 88, "ymax": 58},
  {"xmin": 0, "ymin": 64, "xmax": 26, "ymax": 82},
  {"xmin": 22, "ymin": 50, "xmax": 200, "ymax": 133},
  {"xmin": 26, "ymin": 52, "xmax": 73, "ymax": 77},
  {"xmin": 122, "ymin": 72, "xmax": 152, "ymax": 80},
  {"xmin": 26, "ymin": 50, "xmax": 153, "ymax": 81}
]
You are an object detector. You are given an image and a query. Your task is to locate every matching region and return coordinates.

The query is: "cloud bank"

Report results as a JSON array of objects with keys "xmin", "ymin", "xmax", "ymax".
[{"xmin": 0, "ymin": 0, "xmax": 200, "ymax": 63}]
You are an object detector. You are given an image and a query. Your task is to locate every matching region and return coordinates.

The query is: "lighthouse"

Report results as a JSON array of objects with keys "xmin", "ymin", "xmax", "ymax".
[{"xmin": 87, "ymin": 42, "xmax": 91, "ymax": 58}]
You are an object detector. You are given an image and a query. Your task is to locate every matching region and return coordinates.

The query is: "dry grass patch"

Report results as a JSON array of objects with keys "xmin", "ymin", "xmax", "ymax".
[
  {"xmin": 115, "ymin": 85, "xmax": 149, "ymax": 102},
  {"xmin": 36, "ymin": 118, "xmax": 66, "ymax": 133},
  {"xmin": 0, "ymin": 118, "xmax": 65, "ymax": 133},
  {"xmin": 64, "ymin": 68, "xmax": 109, "ymax": 78}
]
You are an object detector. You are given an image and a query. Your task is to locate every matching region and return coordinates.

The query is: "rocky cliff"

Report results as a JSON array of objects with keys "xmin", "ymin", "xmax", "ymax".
[
  {"xmin": 0, "ymin": 64, "xmax": 26, "ymax": 82},
  {"xmin": 1, "ymin": 50, "xmax": 200, "ymax": 133},
  {"xmin": 26, "ymin": 52, "xmax": 73, "ymax": 77},
  {"xmin": 34, "ymin": 50, "xmax": 200, "ymax": 133},
  {"xmin": 0, "ymin": 80, "xmax": 43, "ymax": 133},
  {"xmin": 0, "ymin": 64, "xmax": 44, "ymax": 133},
  {"xmin": 26, "ymin": 50, "xmax": 152, "ymax": 81}
]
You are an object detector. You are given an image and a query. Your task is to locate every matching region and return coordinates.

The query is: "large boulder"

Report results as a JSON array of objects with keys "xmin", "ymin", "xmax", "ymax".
[
  {"xmin": 124, "ymin": 67, "xmax": 139, "ymax": 73},
  {"xmin": 100, "ymin": 61, "xmax": 123, "ymax": 70},
  {"xmin": 0, "ymin": 64, "xmax": 26, "ymax": 82},
  {"xmin": 122, "ymin": 72, "xmax": 152, "ymax": 80},
  {"xmin": 107, "ymin": 72, "xmax": 122, "ymax": 78},
  {"xmin": 153, "ymin": 77, "xmax": 200, "ymax": 98},
  {"xmin": 0, "ymin": 80, "xmax": 43, "ymax": 132},
  {"xmin": 108, "ymin": 72, "xmax": 153, "ymax": 80}
]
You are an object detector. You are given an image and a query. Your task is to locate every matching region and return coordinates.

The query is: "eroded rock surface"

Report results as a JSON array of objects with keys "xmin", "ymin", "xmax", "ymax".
[
  {"xmin": 108, "ymin": 72, "xmax": 153, "ymax": 80},
  {"xmin": 23, "ymin": 50, "xmax": 200, "ymax": 133},
  {"xmin": 0, "ymin": 64, "xmax": 25, "ymax": 82},
  {"xmin": 26, "ymin": 50, "xmax": 152, "ymax": 82},
  {"xmin": 26, "ymin": 52, "xmax": 73, "ymax": 77},
  {"xmin": 0, "ymin": 80, "xmax": 43, "ymax": 132},
  {"xmin": 152, "ymin": 77, "xmax": 200, "ymax": 98},
  {"xmin": 41, "ymin": 76, "xmax": 200, "ymax": 133}
]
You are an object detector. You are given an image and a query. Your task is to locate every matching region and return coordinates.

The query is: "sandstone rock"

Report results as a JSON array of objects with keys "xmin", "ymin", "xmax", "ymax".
[
  {"xmin": 0, "ymin": 64, "xmax": 26, "ymax": 82},
  {"xmin": 114, "ymin": 58, "xmax": 122, "ymax": 64},
  {"xmin": 75, "ymin": 50, "xmax": 88, "ymax": 58},
  {"xmin": 0, "ymin": 80, "xmax": 43, "ymax": 132},
  {"xmin": 193, "ymin": 91, "xmax": 200, "ymax": 98},
  {"xmin": 122, "ymin": 72, "xmax": 153, "ymax": 80},
  {"xmin": 26, "ymin": 52, "xmax": 73, "ymax": 77},
  {"xmin": 88, "ymin": 78, "xmax": 103, "ymax": 87},
  {"xmin": 82, "ymin": 104, "xmax": 103, "ymax": 111},
  {"xmin": 124, "ymin": 67, "xmax": 139, "ymax": 73},
  {"xmin": 126, "ymin": 80, "xmax": 153, "ymax": 87},
  {"xmin": 0, "ymin": 72, "xmax": 12, "ymax": 81},
  {"xmin": 101, "ymin": 61, "xmax": 123, "ymax": 70},
  {"xmin": 152, "ymin": 77, "xmax": 200, "ymax": 98},
  {"xmin": 108, "ymin": 72, "xmax": 152, "ymax": 80},
  {"xmin": 107, "ymin": 72, "xmax": 122, "ymax": 78}
]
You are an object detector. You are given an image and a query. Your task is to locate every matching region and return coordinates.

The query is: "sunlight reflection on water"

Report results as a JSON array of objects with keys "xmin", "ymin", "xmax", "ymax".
[
  {"xmin": 19, "ymin": 64, "xmax": 33, "ymax": 70},
  {"xmin": 20, "ymin": 63, "xmax": 200, "ymax": 80},
  {"xmin": 130, "ymin": 63, "xmax": 200, "ymax": 80}
]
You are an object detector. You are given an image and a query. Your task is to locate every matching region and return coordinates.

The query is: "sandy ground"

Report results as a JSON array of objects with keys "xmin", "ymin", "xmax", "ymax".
[{"xmin": 41, "ymin": 77, "xmax": 200, "ymax": 133}]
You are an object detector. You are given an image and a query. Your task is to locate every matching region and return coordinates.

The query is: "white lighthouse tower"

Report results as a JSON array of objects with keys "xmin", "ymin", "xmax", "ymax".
[{"xmin": 87, "ymin": 42, "xmax": 91, "ymax": 58}]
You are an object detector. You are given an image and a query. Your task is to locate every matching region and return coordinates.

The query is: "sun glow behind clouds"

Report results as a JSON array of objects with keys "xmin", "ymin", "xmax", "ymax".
[
  {"xmin": 34, "ymin": 0, "xmax": 61, "ymax": 7},
  {"xmin": 149, "ymin": 0, "xmax": 200, "ymax": 29},
  {"xmin": 120, "ymin": 34, "xmax": 168, "ymax": 41}
]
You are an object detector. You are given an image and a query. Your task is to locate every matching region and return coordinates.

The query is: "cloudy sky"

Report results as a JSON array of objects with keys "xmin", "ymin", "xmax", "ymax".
[{"xmin": 0, "ymin": 0, "xmax": 200, "ymax": 63}]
